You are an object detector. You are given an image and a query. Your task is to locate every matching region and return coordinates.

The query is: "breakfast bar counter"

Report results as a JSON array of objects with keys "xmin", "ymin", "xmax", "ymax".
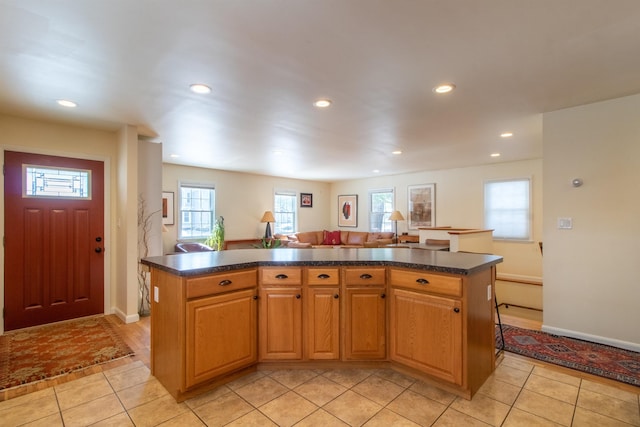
[{"xmin": 142, "ymin": 248, "xmax": 502, "ymax": 401}]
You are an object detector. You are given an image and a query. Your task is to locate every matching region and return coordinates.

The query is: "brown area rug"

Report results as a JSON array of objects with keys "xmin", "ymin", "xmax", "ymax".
[
  {"xmin": 496, "ymin": 324, "xmax": 640, "ymax": 386},
  {"xmin": 0, "ymin": 316, "xmax": 134, "ymax": 390}
]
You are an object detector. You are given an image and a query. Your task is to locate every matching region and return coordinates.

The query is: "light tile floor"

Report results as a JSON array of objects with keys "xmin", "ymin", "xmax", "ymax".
[{"xmin": 1, "ymin": 354, "xmax": 639, "ymax": 427}]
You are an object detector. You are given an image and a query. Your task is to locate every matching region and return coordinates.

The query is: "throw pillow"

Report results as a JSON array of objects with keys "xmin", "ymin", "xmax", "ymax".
[{"xmin": 323, "ymin": 230, "xmax": 341, "ymax": 245}]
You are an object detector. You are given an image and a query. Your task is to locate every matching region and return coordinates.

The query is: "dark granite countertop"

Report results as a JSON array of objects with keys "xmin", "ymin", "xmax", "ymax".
[{"xmin": 141, "ymin": 247, "xmax": 502, "ymax": 277}]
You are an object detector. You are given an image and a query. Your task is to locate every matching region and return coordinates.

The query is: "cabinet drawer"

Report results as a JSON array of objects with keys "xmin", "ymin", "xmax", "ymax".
[
  {"xmin": 344, "ymin": 267, "xmax": 386, "ymax": 286},
  {"xmin": 186, "ymin": 269, "xmax": 257, "ymax": 299},
  {"xmin": 306, "ymin": 268, "xmax": 340, "ymax": 285},
  {"xmin": 260, "ymin": 267, "xmax": 302, "ymax": 285},
  {"xmin": 389, "ymin": 269, "xmax": 462, "ymax": 297}
]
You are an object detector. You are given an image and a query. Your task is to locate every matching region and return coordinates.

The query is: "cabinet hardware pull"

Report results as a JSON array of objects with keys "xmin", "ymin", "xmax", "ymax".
[
  {"xmin": 360, "ymin": 273, "xmax": 372, "ymax": 279},
  {"xmin": 453, "ymin": 307, "xmax": 460, "ymax": 313},
  {"xmin": 253, "ymin": 295, "xmax": 258, "ymax": 300},
  {"xmin": 296, "ymin": 294, "xmax": 301, "ymax": 299},
  {"xmin": 318, "ymin": 274, "xmax": 330, "ymax": 279},
  {"xmin": 416, "ymin": 278, "xmax": 429, "ymax": 285},
  {"xmin": 275, "ymin": 274, "xmax": 289, "ymax": 279},
  {"xmin": 333, "ymin": 294, "xmax": 339, "ymax": 299},
  {"xmin": 380, "ymin": 293, "xmax": 386, "ymax": 299},
  {"xmin": 218, "ymin": 279, "xmax": 232, "ymax": 286}
]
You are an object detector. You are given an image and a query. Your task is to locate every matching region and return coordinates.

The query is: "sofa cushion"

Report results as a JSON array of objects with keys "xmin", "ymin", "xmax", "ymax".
[
  {"xmin": 297, "ymin": 231, "xmax": 321, "ymax": 245},
  {"xmin": 323, "ymin": 230, "xmax": 341, "ymax": 245},
  {"xmin": 345, "ymin": 231, "xmax": 368, "ymax": 246}
]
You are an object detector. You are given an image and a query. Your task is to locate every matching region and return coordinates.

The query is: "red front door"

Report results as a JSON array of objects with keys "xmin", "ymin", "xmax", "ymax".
[{"xmin": 4, "ymin": 151, "xmax": 105, "ymax": 330}]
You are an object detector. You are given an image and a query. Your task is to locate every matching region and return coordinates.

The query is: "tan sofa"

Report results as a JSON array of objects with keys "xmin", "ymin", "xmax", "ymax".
[{"xmin": 281, "ymin": 230, "xmax": 395, "ymax": 248}]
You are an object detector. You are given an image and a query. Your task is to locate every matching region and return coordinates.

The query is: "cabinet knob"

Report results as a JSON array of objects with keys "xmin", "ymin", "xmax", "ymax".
[
  {"xmin": 296, "ymin": 294, "xmax": 301, "ymax": 299},
  {"xmin": 218, "ymin": 280, "xmax": 232, "ymax": 286},
  {"xmin": 416, "ymin": 278, "xmax": 429, "ymax": 285},
  {"xmin": 275, "ymin": 274, "xmax": 289, "ymax": 279},
  {"xmin": 318, "ymin": 274, "xmax": 330, "ymax": 279},
  {"xmin": 360, "ymin": 273, "xmax": 372, "ymax": 280},
  {"xmin": 333, "ymin": 294, "xmax": 339, "ymax": 299},
  {"xmin": 253, "ymin": 295, "xmax": 258, "ymax": 300},
  {"xmin": 380, "ymin": 293, "xmax": 386, "ymax": 299},
  {"xmin": 453, "ymin": 307, "xmax": 460, "ymax": 313}
]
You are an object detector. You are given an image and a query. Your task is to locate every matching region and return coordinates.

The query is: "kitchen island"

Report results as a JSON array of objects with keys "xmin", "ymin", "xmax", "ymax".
[{"xmin": 142, "ymin": 247, "xmax": 502, "ymax": 401}]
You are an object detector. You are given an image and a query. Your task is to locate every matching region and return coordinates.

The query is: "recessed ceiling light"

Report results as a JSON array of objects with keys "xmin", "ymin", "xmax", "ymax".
[
  {"xmin": 372, "ymin": 169, "xmax": 380, "ymax": 173},
  {"xmin": 56, "ymin": 99, "xmax": 77, "ymax": 108},
  {"xmin": 433, "ymin": 83, "xmax": 456, "ymax": 94},
  {"xmin": 491, "ymin": 153, "xmax": 501, "ymax": 158},
  {"xmin": 392, "ymin": 150, "xmax": 402, "ymax": 155},
  {"xmin": 190, "ymin": 84, "xmax": 211, "ymax": 94},
  {"xmin": 314, "ymin": 99, "xmax": 332, "ymax": 108},
  {"xmin": 500, "ymin": 132, "xmax": 513, "ymax": 138},
  {"xmin": 170, "ymin": 154, "xmax": 180, "ymax": 158}
]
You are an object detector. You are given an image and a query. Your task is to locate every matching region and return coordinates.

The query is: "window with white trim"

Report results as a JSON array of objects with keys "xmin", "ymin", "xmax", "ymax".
[
  {"xmin": 274, "ymin": 191, "xmax": 296, "ymax": 235},
  {"xmin": 369, "ymin": 188, "xmax": 394, "ymax": 232},
  {"xmin": 179, "ymin": 184, "xmax": 215, "ymax": 239},
  {"xmin": 484, "ymin": 178, "xmax": 531, "ymax": 240}
]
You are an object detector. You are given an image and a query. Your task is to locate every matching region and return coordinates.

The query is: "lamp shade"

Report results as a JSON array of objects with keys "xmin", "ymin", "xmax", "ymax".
[
  {"xmin": 261, "ymin": 211, "xmax": 276, "ymax": 223},
  {"xmin": 389, "ymin": 210, "xmax": 405, "ymax": 221}
]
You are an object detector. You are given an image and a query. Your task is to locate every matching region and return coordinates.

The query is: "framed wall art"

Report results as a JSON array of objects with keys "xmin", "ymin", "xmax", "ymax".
[
  {"xmin": 338, "ymin": 194, "xmax": 357, "ymax": 227},
  {"xmin": 300, "ymin": 192, "xmax": 313, "ymax": 208},
  {"xmin": 162, "ymin": 191, "xmax": 174, "ymax": 225},
  {"xmin": 408, "ymin": 184, "xmax": 435, "ymax": 229}
]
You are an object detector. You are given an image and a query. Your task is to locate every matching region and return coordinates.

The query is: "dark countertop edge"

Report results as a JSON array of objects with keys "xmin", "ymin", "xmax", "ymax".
[{"xmin": 140, "ymin": 258, "xmax": 503, "ymax": 278}]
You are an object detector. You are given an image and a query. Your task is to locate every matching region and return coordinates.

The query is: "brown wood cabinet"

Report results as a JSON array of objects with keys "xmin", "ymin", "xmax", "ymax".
[
  {"xmin": 258, "ymin": 267, "xmax": 303, "ymax": 360},
  {"xmin": 305, "ymin": 268, "xmax": 340, "ymax": 360},
  {"xmin": 146, "ymin": 252, "xmax": 499, "ymax": 401},
  {"xmin": 343, "ymin": 267, "xmax": 386, "ymax": 360},
  {"xmin": 150, "ymin": 268, "xmax": 258, "ymax": 401},
  {"xmin": 389, "ymin": 267, "xmax": 495, "ymax": 398},
  {"xmin": 186, "ymin": 288, "xmax": 257, "ymax": 387}
]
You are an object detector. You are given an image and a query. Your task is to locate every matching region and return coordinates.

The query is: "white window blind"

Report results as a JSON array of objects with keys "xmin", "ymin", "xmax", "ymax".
[{"xmin": 484, "ymin": 178, "xmax": 531, "ymax": 240}]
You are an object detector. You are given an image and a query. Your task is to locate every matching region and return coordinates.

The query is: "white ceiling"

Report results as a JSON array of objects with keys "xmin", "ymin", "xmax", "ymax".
[{"xmin": 2, "ymin": 1, "xmax": 640, "ymax": 182}]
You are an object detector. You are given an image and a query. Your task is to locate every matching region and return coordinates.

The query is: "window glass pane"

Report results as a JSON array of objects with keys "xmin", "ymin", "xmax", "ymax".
[
  {"xmin": 179, "ymin": 185, "xmax": 215, "ymax": 239},
  {"xmin": 24, "ymin": 165, "xmax": 90, "ymax": 199},
  {"xmin": 274, "ymin": 192, "xmax": 296, "ymax": 235},
  {"xmin": 369, "ymin": 189, "xmax": 394, "ymax": 232},
  {"xmin": 484, "ymin": 179, "xmax": 531, "ymax": 240}
]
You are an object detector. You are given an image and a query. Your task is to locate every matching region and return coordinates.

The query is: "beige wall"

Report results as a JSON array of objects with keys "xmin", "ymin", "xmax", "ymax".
[
  {"xmin": 161, "ymin": 164, "xmax": 332, "ymax": 254},
  {"xmin": 543, "ymin": 93, "xmax": 640, "ymax": 350},
  {"xmin": 330, "ymin": 159, "xmax": 544, "ymax": 283}
]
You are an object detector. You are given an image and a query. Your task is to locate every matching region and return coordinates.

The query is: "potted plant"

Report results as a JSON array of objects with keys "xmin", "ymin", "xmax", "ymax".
[{"xmin": 205, "ymin": 216, "xmax": 225, "ymax": 250}]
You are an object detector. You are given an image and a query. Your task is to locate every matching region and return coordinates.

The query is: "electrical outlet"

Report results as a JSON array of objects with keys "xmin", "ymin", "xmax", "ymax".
[
  {"xmin": 487, "ymin": 284, "xmax": 492, "ymax": 301},
  {"xmin": 154, "ymin": 286, "xmax": 159, "ymax": 303}
]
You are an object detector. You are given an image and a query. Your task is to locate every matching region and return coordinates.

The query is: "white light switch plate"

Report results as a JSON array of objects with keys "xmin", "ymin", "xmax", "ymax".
[{"xmin": 558, "ymin": 217, "xmax": 573, "ymax": 229}]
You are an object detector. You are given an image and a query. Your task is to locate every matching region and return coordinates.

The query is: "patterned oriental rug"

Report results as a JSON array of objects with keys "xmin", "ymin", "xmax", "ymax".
[
  {"xmin": 0, "ymin": 316, "xmax": 134, "ymax": 390},
  {"xmin": 496, "ymin": 324, "xmax": 640, "ymax": 387}
]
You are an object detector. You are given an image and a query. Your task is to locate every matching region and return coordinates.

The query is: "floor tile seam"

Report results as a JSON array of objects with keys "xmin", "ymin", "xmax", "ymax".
[
  {"xmin": 266, "ymin": 371, "xmax": 323, "ymax": 390},
  {"xmin": 577, "ymin": 383, "xmax": 640, "ymax": 408},
  {"xmin": 52, "ymin": 373, "xmax": 119, "ymax": 413},
  {"xmin": 522, "ymin": 382, "xmax": 580, "ymax": 406},
  {"xmin": 370, "ymin": 371, "xmax": 417, "ymax": 389},
  {"xmin": 435, "ymin": 406, "xmax": 493, "ymax": 427}
]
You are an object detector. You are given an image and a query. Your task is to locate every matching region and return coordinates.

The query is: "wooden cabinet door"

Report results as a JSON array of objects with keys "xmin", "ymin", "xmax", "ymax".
[
  {"xmin": 259, "ymin": 287, "xmax": 303, "ymax": 360},
  {"xmin": 390, "ymin": 288, "xmax": 463, "ymax": 385},
  {"xmin": 306, "ymin": 287, "xmax": 340, "ymax": 360},
  {"xmin": 185, "ymin": 288, "xmax": 258, "ymax": 388},
  {"xmin": 344, "ymin": 287, "xmax": 386, "ymax": 360}
]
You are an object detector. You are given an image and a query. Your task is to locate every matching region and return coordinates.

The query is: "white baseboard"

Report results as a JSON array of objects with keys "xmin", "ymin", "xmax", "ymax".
[
  {"xmin": 111, "ymin": 307, "xmax": 140, "ymax": 324},
  {"xmin": 541, "ymin": 325, "xmax": 640, "ymax": 353},
  {"xmin": 496, "ymin": 273, "xmax": 543, "ymax": 285}
]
